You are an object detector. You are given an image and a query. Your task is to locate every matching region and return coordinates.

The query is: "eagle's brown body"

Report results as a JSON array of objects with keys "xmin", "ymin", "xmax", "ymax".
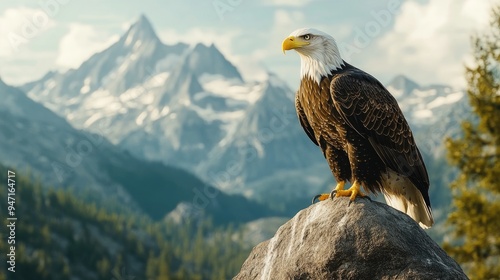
[
  {"xmin": 296, "ymin": 75, "xmax": 353, "ymax": 186},
  {"xmin": 283, "ymin": 27, "xmax": 434, "ymax": 228},
  {"xmin": 296, "ymin": 63, "xmax": 433, "ymax": 228}
]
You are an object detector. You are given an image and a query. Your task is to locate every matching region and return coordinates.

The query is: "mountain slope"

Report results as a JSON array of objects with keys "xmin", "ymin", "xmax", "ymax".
[
  {"xmin": 1, "ymin": 78, "xmax": 274, "ymax": 224},
  {"xmin": 0, "ymin": 167, "xmax": 249, "ymax": 280},
  {"xmin": 21, "ymin": 15, "xmax": 469, "ymax": 218},
  {"xmin": 196, "ymin": 75, "xmax": 332, "ymax": 209},
  {"xmin": 386, "ymin": 75, "xmax": 469, "ymax": 158},
  {"xmin": 22, "ymin": 16, "xmax": 331, "ymax": 204},
  {"xmin": 0, "ymin": 78, "xmax": 130, "ymax": 202}
]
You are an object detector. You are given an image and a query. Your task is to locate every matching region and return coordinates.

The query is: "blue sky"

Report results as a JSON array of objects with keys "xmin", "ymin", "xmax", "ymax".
[{"xmin": 0, "ymin": 0, "xmax": 495, "ymax": 89}]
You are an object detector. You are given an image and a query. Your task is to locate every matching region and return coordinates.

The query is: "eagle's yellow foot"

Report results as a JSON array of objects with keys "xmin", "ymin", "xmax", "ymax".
[
  {"xmin": 331, "ymin": 181, "xmax": 368, "ymax": 202},
  {"xmin": 312, "ymin": 181, "xmax": 345, "ymax": 204},
  {"xmin": 311, "ymin": 193, "xmax": 330, "ymax": 203}
]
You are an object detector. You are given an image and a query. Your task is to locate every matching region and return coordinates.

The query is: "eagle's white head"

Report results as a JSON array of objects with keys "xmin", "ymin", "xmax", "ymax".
[{"xmin": 282, "ymin": 28, "xmax": 344, "ymax": 84}]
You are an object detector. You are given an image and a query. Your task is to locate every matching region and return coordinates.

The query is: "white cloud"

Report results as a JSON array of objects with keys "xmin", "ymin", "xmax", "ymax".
[
  {"xmin": 357, "ymin": 0, "xmax": 494, "ymax": 88},
  {"xmin": 159, "ymin": 28, "xmax": 240, "ymax": 66},
  {"xmin": 262, "ymin": 9, "xmax": 311, "ymax": 87},
  {"xmin": 159, "ymin": 27, "xmax": 268, "ymax": 82},
  {"xmin": 461, "ymin": 0, "xmax": 492, "ymax": 28},
  {"xmin": 56, "ymin": 23, "xmax": 119, "ymax": 68},
  {"xmin": 274, "ymin": 9, "xmax": 305, "ymax": 27},
  {"xmin": 159, "ymin": 27, "xmax": 238, "ymax": 50},
  {"xmin": 0, "ymin": 50, "xmax": 56, "ymax": 85},
  {"xmin": 0, "ymin": 7, "xmax": 55, "ymax": 57},
  {"xmin": 262, "ymin": 0, "xmax": 314, "ymax": 7}
]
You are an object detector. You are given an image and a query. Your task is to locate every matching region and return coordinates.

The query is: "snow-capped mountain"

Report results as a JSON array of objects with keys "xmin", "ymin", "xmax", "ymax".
[
  {"xmin": 22, "ymin": 16, "xmax": 331, "ymax": 204},
  {"xmin": 386, "ymin": 75, "xmax": 469, "ymax": 157},
  {"xmin": 0, "ymin": 77, "xmax": 134, "ymax": 202},
  {"xmin": 23, "ymin": 15, "xmax": 188, "ymax": 143},
  {"xmin": 2, "ymin": 77, "xmax": 273, "ymax": 224},
  {"xmin": 22, "ymin": 16, "xmax": 468, "ymax": 212},
  {"xmin": 196, "ymin": 74, "xmax": 331, "ymax": 199}
]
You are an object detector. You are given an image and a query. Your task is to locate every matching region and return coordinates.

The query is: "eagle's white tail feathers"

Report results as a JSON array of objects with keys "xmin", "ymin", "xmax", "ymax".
[{"xmin": 381, "ymin": 170, "xmax": 434, "ymax": 229}]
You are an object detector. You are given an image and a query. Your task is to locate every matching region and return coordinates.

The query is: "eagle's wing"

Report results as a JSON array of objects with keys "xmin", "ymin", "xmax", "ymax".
[
  {"xmin": 296, "ymin": 94, "xmax": 318, "ymax": 146},
  {"xmin": 329, "ymin": 72, "xmax": 430, "ymax": 205}
]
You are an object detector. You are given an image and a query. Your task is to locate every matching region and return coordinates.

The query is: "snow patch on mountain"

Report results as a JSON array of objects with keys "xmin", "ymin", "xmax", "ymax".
[
  {"xmin": 386, "ymin": 76, "xmax": 469, "ymax": 158},
  {"xmin": 20, "ymin": 15, "xmax": 469, "ymax": 207},
  {"xmin": 427, "ymin": 91, "xmax": 464, "ymax": 109}
]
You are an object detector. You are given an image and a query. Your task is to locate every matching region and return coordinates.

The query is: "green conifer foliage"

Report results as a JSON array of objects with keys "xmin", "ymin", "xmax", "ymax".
[{"xmin": 443, "ymin": 6, "xmax": 500, "ymax": 279}]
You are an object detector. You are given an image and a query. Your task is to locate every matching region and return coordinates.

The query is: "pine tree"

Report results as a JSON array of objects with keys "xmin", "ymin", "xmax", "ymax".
[{"xmin": 443, "ymin": 5, "xmax": 500, "ymax": 279}]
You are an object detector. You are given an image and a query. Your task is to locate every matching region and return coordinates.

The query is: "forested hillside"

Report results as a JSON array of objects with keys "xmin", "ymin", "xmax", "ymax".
[{"xmin": 0, "ymin": 165, "xmax": 248, "ymax": 280}]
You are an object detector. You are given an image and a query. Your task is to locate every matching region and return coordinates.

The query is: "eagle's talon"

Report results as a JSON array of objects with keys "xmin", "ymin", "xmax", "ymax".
[
  {"xmin": 349, "ymin": 194, "xmax": 370, "ymax": 206},
  {"xmin": 329, "ymin": 190, "xmax": 337, "ymax": 200},
  {"xmin": 312, "ymin": 193, "xmax": 330, "ymax": 204}
]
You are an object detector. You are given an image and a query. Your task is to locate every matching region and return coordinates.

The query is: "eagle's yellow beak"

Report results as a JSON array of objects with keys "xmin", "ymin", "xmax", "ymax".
[{"xmin": 282, "ymin": 36, "xmax": 310, "ymax": 54}]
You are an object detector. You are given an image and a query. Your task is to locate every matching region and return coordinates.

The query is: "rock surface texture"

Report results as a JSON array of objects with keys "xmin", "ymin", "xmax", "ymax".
[{"xmin": 234, "ymin": 198, "xmax": 468, "ymax": 280}]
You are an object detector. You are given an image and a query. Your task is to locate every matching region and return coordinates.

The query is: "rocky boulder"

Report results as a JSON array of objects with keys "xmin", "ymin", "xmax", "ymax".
[{"xmin": 234, "ymin": 198, "xmax": 468, "ymax": 280}]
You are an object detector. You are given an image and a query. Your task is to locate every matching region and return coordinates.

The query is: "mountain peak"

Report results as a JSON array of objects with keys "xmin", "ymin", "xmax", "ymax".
[
  {"xmin": 388, "ymin": 75, "xmax": 420, "ymax": 91},
  {"xmin": 121, "ymin": 14, "xmax": 160, "ymax": 46},
  {"xmin": 137, "ymin": 13, "xmax": 149, "ymax": 24},
  {"xmin": 186, "ymin": 43, "xmax": 243, "ymax": 81},
  {"xmin": 264, "ymin": 72, "xmax": 289, "ymax": 89},
  {"xmin": 192, "ymin": 42, "xmax": 217, "ymax": 53}
]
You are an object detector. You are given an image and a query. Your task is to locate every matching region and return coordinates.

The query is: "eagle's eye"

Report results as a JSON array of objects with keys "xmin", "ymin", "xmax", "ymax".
[{"xmin": 302, "ymin": 34, "xmax": 311, "ymax": 40}]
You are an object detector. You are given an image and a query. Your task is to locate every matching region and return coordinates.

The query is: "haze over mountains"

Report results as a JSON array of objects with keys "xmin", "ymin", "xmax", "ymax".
[
  {"xmin": 6, "ymin": 15, "xmax": 469, "ymax": 219},
  {"xmin": 0, "ymin": 77, "xmax": 272, "ymax": 225}
]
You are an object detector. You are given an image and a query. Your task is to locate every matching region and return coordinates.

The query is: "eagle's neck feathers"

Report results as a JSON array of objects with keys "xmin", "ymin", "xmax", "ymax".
[{"xmin": 298, "ymin": 40, "xmax": 344, "ymax": 85}]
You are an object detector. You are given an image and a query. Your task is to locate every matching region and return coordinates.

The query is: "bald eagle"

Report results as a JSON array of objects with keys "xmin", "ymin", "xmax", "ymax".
[{"xmin": 282, "ymin": 28, "xmax": 433, "ymax": 228}]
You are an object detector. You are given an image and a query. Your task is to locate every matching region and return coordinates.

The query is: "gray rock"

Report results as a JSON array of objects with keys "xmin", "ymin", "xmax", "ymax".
[{"xmin": 234, "ymin": 198, "xmax": 468, "ymax": 280}]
